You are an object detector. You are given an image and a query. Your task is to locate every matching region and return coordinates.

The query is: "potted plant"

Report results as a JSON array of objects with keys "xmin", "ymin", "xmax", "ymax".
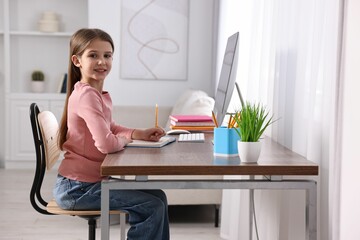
[
  {"xmin": 233, "ymin": 102, "xmax": 275, "ymax": 163},
  {"xmin": 31, "ymin": 70, "xmax": 45, "ymax": 93}
]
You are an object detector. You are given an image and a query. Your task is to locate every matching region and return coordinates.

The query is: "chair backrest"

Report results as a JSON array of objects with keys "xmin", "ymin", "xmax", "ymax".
[
  {"xmin": 38, "ymin": 110, "xmax": 61, "ymax": 170},
  {"xmin": 29, "ymin": 103, "xmax": 61, "ymax": 215}
]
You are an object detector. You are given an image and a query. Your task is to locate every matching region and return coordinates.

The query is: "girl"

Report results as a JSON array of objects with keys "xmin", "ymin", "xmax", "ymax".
[{"xmin": 54, "ymin": 28, "xmax": 169, "ymax": 240}]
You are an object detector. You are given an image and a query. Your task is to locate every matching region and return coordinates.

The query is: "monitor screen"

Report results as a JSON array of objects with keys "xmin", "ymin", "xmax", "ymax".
[{"xmin": 213, "ymin": 32, "xmax": 240, "ymax": 126}]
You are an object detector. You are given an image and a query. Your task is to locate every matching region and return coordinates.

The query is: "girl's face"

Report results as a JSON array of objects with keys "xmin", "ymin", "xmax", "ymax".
[{"xmin": 72, "ymin": 39, "xmax": 113, "ymax": 84}]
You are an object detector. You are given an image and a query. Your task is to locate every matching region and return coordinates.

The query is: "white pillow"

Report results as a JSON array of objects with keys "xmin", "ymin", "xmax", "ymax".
[{"xmin": 167, "ymin": 89, "xmax": 215, "ymax": 128}]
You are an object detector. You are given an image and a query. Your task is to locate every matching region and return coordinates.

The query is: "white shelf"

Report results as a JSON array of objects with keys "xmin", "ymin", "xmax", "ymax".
[
  {"xmin": 8, "ymin": 92, "xmax": 66, "ymax": 100},
  {"xmin": 1, "ymin": 0, "xmax": 88, "ymax": 165},
  {"xmin": 3, "ymin": 0, "xmax": 88, "ymax": 94},
  {"xmin": 9, "ymin": 31, "xmax": 74, "ymax": 37},
  {"xmin": 8, "ymin": 0, "xmax": 88, "ymax": 34}
]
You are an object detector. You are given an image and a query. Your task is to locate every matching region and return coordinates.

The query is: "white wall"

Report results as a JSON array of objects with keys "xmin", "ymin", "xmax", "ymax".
[
  {"xmin": 88, "ymin": 0, "xmax": 217, "ymax": 107},
  {"xmin": 0, "ymin": 74, "xmax": 4, "ymax": 167},
  {"xmin": 339, "ymin": 0, "xmax": 360, "ymax": 239}
]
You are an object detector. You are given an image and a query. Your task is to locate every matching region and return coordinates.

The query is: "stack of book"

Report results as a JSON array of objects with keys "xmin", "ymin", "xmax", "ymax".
[{"xmin": 169, "ymin": 114, "xmax": 216, "ymax": 132}]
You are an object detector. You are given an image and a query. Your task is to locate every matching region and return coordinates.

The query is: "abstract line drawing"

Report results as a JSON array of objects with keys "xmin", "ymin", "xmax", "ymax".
[{"xmin": 120, "ymin": 0, "xmax": 189, "ymax": 80}]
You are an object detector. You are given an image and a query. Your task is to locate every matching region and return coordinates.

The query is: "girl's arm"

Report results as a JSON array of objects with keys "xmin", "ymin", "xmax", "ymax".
[{"xmin": 78, "ymin": 88, "xmax": 132, "ymax": 153}]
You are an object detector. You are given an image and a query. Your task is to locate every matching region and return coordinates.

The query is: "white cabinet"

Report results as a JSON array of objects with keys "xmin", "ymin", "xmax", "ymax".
[
  {"xmin": 6, "ymin": 0, "xmax": 88, "ymax": 93},
  {"xmin": 1, "ymin": 0, "xmax": 88, "ymax": 168},
  {"xmin": 6, "ymin": 95, "xmax": 65, "ymax": 168}
]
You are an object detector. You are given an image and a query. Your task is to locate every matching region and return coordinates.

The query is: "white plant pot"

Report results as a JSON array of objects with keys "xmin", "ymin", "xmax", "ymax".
[
  {"xmin": 31, "ymin": 81, "xmax": 45, "ymax": 93},
  {"xmin": 237, "ymin": 141, "xmax": 262, "ymax": 163}
]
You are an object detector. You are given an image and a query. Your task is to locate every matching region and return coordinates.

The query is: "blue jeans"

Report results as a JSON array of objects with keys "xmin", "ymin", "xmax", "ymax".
[{"xmin": 53, "ymin": 175, "xmax": 169, "ymax": 240}]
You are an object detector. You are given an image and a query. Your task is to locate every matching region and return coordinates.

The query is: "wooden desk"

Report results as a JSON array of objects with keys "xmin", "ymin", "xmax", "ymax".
[{"xmin": 101, "ymin": 134, "xmax": 318, "ymax": 240}]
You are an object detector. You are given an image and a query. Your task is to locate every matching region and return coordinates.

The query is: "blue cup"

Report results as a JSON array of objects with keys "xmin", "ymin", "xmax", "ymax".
[{"xmin": 213, "ymin": 127, "xmax": 240, "ymax": 157}]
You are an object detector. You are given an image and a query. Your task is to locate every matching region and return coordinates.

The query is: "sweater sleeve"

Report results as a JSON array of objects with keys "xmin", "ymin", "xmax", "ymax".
[
  {"xmin": 110, "ymin": 120, "xmax": 134, "ymax": 138},
  {"xmin": 77, "ymin": 88, "xmax": 129, "ymax": 154}
]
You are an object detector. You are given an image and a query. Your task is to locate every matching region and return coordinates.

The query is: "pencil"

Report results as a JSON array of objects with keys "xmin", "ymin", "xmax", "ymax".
[
  {"xmin": 228, "ymin": 114, "xmax": 233, "ymax": 128},
  {"xmin": 212, "ymin": 111, "xmax": 219, "ymax": 128},
  {"xmin": 155, "ymin": 104, "xmax": 159, "ymax": 128}
]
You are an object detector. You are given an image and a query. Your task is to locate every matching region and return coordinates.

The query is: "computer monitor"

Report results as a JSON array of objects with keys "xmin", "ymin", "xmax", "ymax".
[{"xmin": 213, "ymin": 32, "xmax": 240, "ymax": 126}]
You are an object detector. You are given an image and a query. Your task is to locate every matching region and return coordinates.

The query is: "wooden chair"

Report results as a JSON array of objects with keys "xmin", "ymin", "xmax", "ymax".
[{"xmin": 29, "ymin": 103, "xmax": 126, "ymax": 240}]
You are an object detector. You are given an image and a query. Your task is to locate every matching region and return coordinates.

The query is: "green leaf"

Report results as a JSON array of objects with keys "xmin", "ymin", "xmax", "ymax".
[{"xmin": 233, "ymin": 102, "xmax": 275, "ymax": 142}]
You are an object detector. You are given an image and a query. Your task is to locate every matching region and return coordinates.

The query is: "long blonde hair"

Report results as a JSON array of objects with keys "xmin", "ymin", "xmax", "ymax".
[{"xmin": 58, "ymin": 28, "xmax": 114, "ymax": 150}]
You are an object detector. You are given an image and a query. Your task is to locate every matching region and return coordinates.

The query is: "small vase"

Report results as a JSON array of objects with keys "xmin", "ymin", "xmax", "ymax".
[
  {"xmin": 31, "ymin": 81, "xmax": 45, "ymax": 93},
  {"xmin": 237, "ymin": 141, "xmax": 262, "ymax": 163}
]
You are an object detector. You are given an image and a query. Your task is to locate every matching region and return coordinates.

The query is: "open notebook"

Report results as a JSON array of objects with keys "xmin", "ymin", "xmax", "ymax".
[{"xmin": 126, "ymin": 136, "xmax": 176, "ymax": 148}]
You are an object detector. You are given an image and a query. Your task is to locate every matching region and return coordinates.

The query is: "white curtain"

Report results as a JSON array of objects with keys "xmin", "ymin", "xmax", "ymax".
[{"xmin": 218, "ymin": 0, "xmax": 343, "ymax": 239}]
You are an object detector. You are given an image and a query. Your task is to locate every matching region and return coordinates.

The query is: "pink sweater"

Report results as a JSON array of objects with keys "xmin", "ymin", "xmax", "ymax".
[{"xmin": 58, "ymin": 82, "xmax": 134, "ymax": 182}]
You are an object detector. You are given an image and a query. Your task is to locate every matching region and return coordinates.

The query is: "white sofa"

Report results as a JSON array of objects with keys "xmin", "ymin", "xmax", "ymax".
[{"xmin": 112, "ymin": 90, "xmax": 222, "ymax": 226}]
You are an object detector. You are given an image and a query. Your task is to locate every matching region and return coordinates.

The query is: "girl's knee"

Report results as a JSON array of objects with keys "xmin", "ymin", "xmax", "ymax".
[
  {"xmin": 154, "ymin": 197, "xmax": 166, "ymax": 211},
  {"xmin": 158, "ymin": 191, "xmax": 168, "ymax": 204}
]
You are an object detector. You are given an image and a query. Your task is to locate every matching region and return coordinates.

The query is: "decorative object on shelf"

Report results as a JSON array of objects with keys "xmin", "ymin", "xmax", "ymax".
[
  {"xmin": 233, "ymin": 102, "xmax": 275, "ymax": 163},
  {"xmin": 57, "ymin": 73, "xmax": 67, "ymax": 93},
  {"xmin": 31, "ymin": 70, "xmax": 45, "ymax": 93},
  {"xmin": 37, "ymin": 11, "xmax": 60, "ymax": 32}
]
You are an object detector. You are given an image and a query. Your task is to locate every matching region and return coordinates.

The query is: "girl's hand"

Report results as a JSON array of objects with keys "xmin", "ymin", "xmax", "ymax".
[
  {"xmin": 143, "ymin": 128, "xmax": 166, "ymax": 142},
  {"xmin": 132, "ymin": 128, "xmax": 165, "ymax": 142}
]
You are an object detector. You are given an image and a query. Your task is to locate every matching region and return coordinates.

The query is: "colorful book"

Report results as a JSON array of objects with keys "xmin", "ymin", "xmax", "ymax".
[
  {"xmin": 57, "ymin": 73, "xmax": 67, "ymax": 93},
  {"xmin": 170, "ymin": 125, "xmax": 215, "ymax": 132},
  {"xmin": 169, "ymin": 115, "xmax": 213, "ymax": 123},
  {"xmin": 170, "ymin": 119, "xmax": 215, "ymax": 127}
]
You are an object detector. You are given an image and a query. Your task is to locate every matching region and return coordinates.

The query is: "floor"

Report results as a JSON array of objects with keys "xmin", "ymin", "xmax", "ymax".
[{"xmin": 0, "ymin": 169, "xmax": 224, "ymax": 240}]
